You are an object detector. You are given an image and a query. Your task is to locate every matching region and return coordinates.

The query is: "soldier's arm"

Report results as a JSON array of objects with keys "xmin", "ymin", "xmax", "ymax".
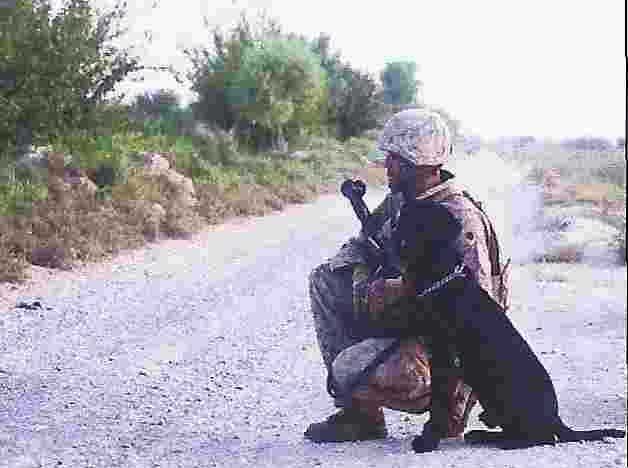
[{"xmin": 329, "ymin": 193, "xmax": 401, "ymax": 270}]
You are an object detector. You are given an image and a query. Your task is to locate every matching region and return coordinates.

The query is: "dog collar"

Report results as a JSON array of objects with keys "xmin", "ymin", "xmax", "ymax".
[{"xmin": 415, "ymin": 263, "xmax": 466, "ymax": 299}]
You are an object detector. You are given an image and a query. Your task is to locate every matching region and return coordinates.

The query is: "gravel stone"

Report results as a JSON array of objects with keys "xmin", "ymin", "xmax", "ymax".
[{"xmin": 0, "ymin": 190, "xmax": 625, "ymax": 467}]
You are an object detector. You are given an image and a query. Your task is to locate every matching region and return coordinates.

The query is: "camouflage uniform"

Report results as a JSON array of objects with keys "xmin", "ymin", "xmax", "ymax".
[
  {"xmin": 309, "ymin": 191, "xmax": 403, "ymax": 387},
  {"xmin": 309, "ymin": 170, "xmax": 510, "ymax": 436}
]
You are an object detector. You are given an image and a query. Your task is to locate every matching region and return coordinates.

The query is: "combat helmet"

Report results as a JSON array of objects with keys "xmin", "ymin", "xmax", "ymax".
[{"xmin": 377, "ymin": 108, "xmax": 452, "ymax": 166}]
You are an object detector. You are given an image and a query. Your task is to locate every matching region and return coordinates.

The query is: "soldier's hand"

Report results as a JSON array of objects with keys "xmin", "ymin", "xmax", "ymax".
[{"xmin": 367, "ymin": 278, "xmax": 386, "ymax": 317}]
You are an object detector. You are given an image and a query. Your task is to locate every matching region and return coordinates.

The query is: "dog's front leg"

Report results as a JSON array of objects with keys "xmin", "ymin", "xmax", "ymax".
[
  {"xmin": 412, "ymin": 419, "xmax": 442, "ymax": 453},
  {"xmin": 412, "ymin": 341, "xmax": 452, "ymax": 453}
]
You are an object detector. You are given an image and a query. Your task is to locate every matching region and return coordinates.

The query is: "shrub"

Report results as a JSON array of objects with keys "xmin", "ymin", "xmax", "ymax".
[
  {"xmin": 0, "ymin": 181, "xmax": 48, "ymax": 216},
  {"xmin": 186, "ymin": 14, "xmax": 327, "ymax": 151},
  {"xmin": 0, "ymin": 131, "xmax": 384, "ymax": 282},
  {"xmin": 0, "ymin": 0, "xmax": 145, "ymax": 159},
  {"xmin": 0, "ymin": 215, "xmax": 30, "ymax": 282}
]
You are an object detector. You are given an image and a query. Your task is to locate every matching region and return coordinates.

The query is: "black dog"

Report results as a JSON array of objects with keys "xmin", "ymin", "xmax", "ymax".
[{"xmin": 393, "ymin": 199, "xmax": 626, "ymax": 452}]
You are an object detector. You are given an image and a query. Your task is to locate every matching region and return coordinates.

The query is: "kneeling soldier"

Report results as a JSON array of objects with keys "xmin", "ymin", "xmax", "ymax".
[{"xmin": 306, "ymin": 108, "xmax": 510, "ymax": 442}]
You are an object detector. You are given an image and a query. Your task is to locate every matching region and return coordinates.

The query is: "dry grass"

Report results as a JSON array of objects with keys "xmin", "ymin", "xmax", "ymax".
[
  {"xmin": 6, "ymin": 135, "xmax": 621, "ymax": 283},
  {"xmin": 0, "ymin": 172, "xmax": 330, "ymax": 283},
  {"xmin": 194, "ymin": 181, "xmax": 319, "ymax": 225},
  {"xmin": 570, "ymin": 183, "xmax": 624, "ymax": 204},
  {"xmin": 0, "ymin": 186, "xmax": 149, "ymax": 282}
]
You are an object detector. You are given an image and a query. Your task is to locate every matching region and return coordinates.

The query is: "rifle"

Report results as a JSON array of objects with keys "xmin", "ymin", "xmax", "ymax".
[{"xmin": 340, "ymin": 179, "xmax": 401, "ymax": 281}]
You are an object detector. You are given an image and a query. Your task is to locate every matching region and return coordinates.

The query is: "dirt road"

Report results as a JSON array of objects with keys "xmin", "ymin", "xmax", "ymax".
[{"xmin": 1, "ymin": 191, "xmax": 625, "ymax": 467}]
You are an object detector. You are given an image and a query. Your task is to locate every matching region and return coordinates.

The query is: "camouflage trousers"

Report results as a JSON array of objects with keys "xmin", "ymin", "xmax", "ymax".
[{"xmin": 309, "ymin": 262, "xmax": 477, "ymax": 436}]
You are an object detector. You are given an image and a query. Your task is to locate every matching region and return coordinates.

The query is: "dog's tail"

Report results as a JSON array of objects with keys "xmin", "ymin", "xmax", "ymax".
[
  {"xmin": 557, "ymin": 424, "xmax": 625, "ymax": 442},
  {"xmin": 465, "ymin": 425, "xmax": 625, "ymax": 449}
]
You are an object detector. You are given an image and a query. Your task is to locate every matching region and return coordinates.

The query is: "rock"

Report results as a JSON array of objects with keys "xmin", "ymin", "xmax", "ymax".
[
  {"xmin": 47, "ymin": 175, "xmax": 71, "ymax": 203},
  {"xmin": 29, "ymin": 246, "xmax": 71, "ymax": 270},
  {"xmin": 16, "ymin": 300, "xmax": 43, "ymax": 310},
  {"xmin": 160, "ymin": 168, "xmax": 197, "ymax": 209},
  {"xmin": 143, "ymin": 153, "xmax": 170, "ymax": 175},
  {"xmin": 64, "ymin": 167, "xmax": 98, "ymax": 196},
  {"xmin": 131, "ymin": 200, "xmax": 166, "ymax": 241},
  {"xmin": 47, "ymin": 152, "xmax": 66, "ymax": 177}
]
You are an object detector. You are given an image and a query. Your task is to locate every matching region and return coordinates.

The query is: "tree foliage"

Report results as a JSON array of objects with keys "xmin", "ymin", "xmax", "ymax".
[
  {"xmin": 233, "ymin": 37, "xmax": 327, "ymax": 144},
  {"xmin": 310, "ymin": 33, "xmax": 383, "ymax": 140},
  {"xmin": 185, "ymin": 14, "xmax": 327, "ymax": 151},
  {"xmin": 0, "ymin": 0, "xmax": 156, "ymax": 160},
  {"xmin": 380, "ymin": 61, "xmax": 420, "ymax": 106}
]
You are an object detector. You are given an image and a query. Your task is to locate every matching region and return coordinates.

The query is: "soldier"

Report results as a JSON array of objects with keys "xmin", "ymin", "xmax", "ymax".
[{"xmin": 305, "ymin": 108, "xmax": 510, "ymax": 443}]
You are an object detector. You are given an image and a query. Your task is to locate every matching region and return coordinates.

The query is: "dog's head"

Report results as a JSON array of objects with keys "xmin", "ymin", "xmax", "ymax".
[{"xmin": 396, "ymin": 200, "xmax": 463, "ymax": 274}]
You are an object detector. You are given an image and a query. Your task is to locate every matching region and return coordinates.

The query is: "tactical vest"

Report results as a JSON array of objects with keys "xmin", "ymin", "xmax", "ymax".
[{"xmin": 460, "ymin": 190, "xmax": 511, "ymax": 311}]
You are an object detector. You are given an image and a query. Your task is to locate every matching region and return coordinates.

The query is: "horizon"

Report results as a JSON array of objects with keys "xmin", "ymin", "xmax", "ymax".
[{"xmin": 52, "ymin": 0, "xmax": 626, "ymax": 140}]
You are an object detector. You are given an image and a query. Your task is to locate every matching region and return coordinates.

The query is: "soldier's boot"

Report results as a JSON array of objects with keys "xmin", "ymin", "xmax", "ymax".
[
  {"xmin": 304, "ymin": 400, "xmax": 387, "ymax": 443},
  {"xmin": 446, "ymin": 378, "xmax": 478, "ymax": 439}
]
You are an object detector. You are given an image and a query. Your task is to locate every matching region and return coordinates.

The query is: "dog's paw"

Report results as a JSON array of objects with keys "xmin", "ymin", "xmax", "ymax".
[{"xmin": 412, "ymin": 433, "xmax": 440, "ymax": 453}]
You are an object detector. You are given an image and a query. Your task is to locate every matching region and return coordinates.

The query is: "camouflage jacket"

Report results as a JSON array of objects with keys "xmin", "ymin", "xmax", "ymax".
[{"xmin": 348, "ymin": 170, "xmax": 511, "ymax": 325}]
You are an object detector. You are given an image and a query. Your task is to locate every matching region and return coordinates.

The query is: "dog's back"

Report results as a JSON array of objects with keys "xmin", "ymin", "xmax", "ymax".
[{"xmin": 444, "ymin": 279, "xmax": 562, "ymax": 434}]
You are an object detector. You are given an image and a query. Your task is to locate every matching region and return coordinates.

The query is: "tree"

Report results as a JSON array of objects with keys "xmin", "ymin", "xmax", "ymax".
[
  {"xmin": 0, "ymin": 0, "xmax": 162, "ymax": 159},
  {"xmin": 310, "ymin": 33, "xmax": 383, "ymax": 140},
  {"xmin": 185, "ymin": 14, "xmax": 327, "ymax": 151},
  {"xmin": 380, "ymin": 61, "xmax": 421, "ymax": 106},
  {"xmin": 183, "ymin": 14, "xmax": 261, "ymax": 132},
  {"xmin": 128, "ymin": 89, "xmax": 194, "ymax": 137},
  {"xmin": 331, "ymin": 65, "xmax": 382, "ymax": 140}
]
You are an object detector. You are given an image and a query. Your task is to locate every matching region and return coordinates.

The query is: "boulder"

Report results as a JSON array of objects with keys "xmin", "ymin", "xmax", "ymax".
[
  {"xmin": 133, "ymin": 200, "xmax": 166, "ymax": 241},
  {"xmin": 63, "ymin": 167, "xmax": 98, "ymax": 196},
  {"xmin": 143, "ymin": 152, "xmax": 170, "ymax": 175},
  {"xmin": 29, "ymin": 245, "xmax": 71, "ymax": 270}
]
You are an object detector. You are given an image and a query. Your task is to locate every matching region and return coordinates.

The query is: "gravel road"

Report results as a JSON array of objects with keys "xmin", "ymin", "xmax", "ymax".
[{"xmin": 1, "ymin": 190, "xmax": 626, "ymax": 468}]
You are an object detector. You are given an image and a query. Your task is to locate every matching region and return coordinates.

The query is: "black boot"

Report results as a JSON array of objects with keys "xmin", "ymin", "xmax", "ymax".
[{"xmin": 304, "ymin": 407, "xmax": 387, "ymax": 443}]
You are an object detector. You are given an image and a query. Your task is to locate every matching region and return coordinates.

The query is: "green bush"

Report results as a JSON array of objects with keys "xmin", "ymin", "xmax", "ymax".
[
  {"xmin": 0, "ymin": 1, "xmax": 144, "ymax": 158},
  {"xmin": 186, "ymin": 15, "xmax": 327, "ymax": 151},
  {"xmin": 0, "ymin": 181, "xmax": 48, "ymax": 216}
]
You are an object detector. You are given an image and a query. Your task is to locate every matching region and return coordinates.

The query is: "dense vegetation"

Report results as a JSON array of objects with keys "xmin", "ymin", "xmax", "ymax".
[{"xmin": 0, "ymin": 1, "xmax": 625, "ymax": 283}]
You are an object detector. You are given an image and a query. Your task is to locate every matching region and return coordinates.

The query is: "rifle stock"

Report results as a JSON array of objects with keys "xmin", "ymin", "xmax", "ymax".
[{"xmin": 340, "ymin": 179, "xmax": 400, "ymax": 280}]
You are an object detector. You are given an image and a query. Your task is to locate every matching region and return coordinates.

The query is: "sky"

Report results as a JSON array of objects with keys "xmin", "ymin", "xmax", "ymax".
[{"xmin": 82, "ymin": 0, "xmax": 625, "ymax": 140}]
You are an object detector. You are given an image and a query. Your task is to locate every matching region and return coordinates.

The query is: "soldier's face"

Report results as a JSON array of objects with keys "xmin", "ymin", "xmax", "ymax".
[{"xmin": 385, "ymin": 152, "xmax": 439, "ymax": 194}]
